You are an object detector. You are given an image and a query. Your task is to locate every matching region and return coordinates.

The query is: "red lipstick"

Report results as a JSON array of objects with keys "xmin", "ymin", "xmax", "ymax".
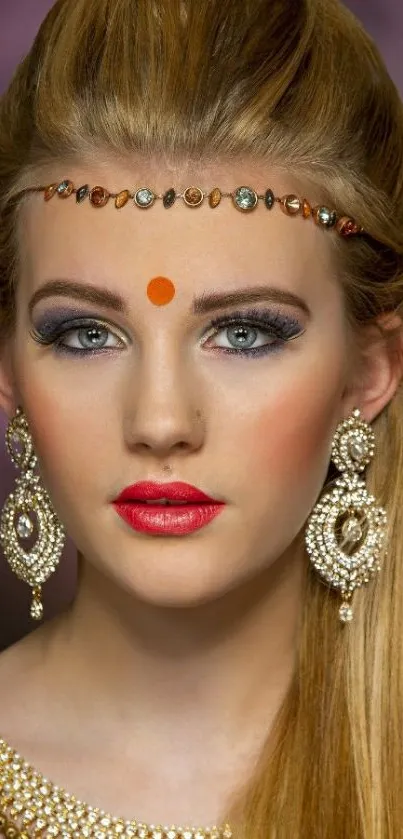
[{"xmin": 112, "ymin": 481, "xmax": 225, "ymax": 535}]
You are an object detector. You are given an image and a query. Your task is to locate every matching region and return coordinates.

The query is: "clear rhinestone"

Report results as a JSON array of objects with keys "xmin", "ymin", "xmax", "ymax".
[
  {"xmin": 30, "ymin": 599, "xmax": 43, "ymax": 621},
  {"xmin": 233, "ymin": 186, "xmax": 258, "ymax": 211},
  {"xmin": 342, "ymin": 517, "xmax": 362, "ymax": 542},
  {"xmin": 16, "ymin": 513, "xmax": 34, "ymax": 539},
  {"xmin": 10, "ymin": 432, "xmax": 24, "ymax": 458},
  {"xmin": 339, "ymin": 602, "xmax": 354, "ymax": 622},
  {"xmin": 134, "ymin": 188, "xmax": 154, "ymax": 208},
  {"xmin": 348, "ymin": 439, "xmax": 366, "ymax": 460}
]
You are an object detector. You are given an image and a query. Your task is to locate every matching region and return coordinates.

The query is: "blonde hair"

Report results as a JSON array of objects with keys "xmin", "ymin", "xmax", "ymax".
[{"xmin": 1, "ymin": 0, "xmax": 403, "ymax": 835}]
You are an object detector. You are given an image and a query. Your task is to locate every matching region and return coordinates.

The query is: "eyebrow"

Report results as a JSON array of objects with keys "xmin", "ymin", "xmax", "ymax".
[{"xmin": 28, "ymin": 279, "xmax": 311, "ymax": 318}]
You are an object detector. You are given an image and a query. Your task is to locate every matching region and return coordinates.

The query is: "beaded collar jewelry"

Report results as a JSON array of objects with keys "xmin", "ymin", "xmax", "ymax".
[
  {"xmin": 0, "ymin": 737, "xmax": 232, "ymax": 839},
  {"xmin": 19, "ymin": 180, "xmax": 364, "ymax": 238}
]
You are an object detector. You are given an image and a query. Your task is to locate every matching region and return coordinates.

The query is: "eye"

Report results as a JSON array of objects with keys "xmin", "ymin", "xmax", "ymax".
[
  {"xmin": 208, "ymin": 322, "xmax": 274, "ymax": 351},
  {"xmin": 202, "ymin": 309, "xmax": 305, "ymax": 357},
  {"xmin": 60, "ymin": 324, "xmax": 122, "ymax": 351},
  {"xmin": 30, "ymin": 318, "xmax": 127, "ymax": 356}
]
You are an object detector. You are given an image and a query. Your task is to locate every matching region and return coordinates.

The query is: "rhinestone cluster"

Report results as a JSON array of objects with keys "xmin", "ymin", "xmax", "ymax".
[
  {"xmin": 305, "ymin": 409, "xmax": 387, "ymax": 622},
  {"xmin": 19, "ymin": 181, "xmax": 364, "ymax": 238},
  {"xmin": 0, "ymin": 739, "xmax": 232, "ymax": 839},
  {"xmin": 0, "ymin": 409, "xmax": 65, "ymax": 621}
]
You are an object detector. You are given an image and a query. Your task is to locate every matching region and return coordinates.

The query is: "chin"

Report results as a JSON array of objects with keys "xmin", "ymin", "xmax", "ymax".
[
  {"xmin": 121, "ymin": 563, "xmax": 236, "ymax": 609},
  {"xmin": 87, "ymin": 542, "xmax": 244, "ymax": 611}
]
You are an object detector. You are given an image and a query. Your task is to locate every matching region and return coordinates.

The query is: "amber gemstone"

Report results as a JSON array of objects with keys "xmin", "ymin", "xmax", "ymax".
[
  {"xmin": 209, "ymin": 188, "xmax": 222, "ymax": 208},
  {"xmin": 163, "ymin": 188, "xmax": 176, "ymax": 208},
  {"xmin": 89, "ymin": 186, "xmax": 110, "ymax": 208},
  {"xmin": 76, "ymin": 185, "xmax": 90, "ymax": 203},
  {"xmin": 44, "ymin": 183, "xmax": 58, "ymax": 201},
  {"xmin": 115, "ymin": 190, "xmax": 131, "ymax": 209},
  {"xmin": 280, "ymin": 195, "xmax": 301, "ymax": 215},
  {"xmin": 57, "ymin": 180, "xmax": 74, "ymax": 198},
  {"xmin": 264, "ymin": 189, "xmax": 275, "ymax": 209},
  {"xmin": 302, "ymin": 199, "xmax": 311, "ymax": 218},
  {"xmin": 183, "ymin": 187, "xmax": 204, "ymax": 207},
  {"xmin": 311, "ymin": 207, "xmax": 321, "ymax": 225},
  {"xmin": 336, "ymin": 216, "xmax": 360, "ymax": 237}
]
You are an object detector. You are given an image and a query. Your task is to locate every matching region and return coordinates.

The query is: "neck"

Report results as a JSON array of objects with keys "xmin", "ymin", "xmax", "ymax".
[
  {"xmin": 40, "ymin": 545, "xmax": 303, "ymax": 745},
  {"xmin": 25, "ymin": 543, "xmax": 304, "ymax": 825}
]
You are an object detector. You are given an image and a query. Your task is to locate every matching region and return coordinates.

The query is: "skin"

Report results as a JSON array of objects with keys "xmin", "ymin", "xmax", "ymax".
[{"xmin": 0, "ymin": 156, "xmax": 401, "ymax": 826}]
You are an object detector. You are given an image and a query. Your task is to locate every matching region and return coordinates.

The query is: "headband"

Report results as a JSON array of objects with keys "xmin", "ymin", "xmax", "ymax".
[{"xmin": 20, "ymin": 179, "xmax": 364, "ymax": 238}]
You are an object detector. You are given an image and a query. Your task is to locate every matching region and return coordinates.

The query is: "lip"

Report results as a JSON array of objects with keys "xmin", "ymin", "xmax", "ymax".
[
  {"xmin": 113, "ymin": 481, "xmax": 220, "ymax": 503},
  {"xmin": 112, "ymin": 482, "xmax": 225, "ymax": 535}
]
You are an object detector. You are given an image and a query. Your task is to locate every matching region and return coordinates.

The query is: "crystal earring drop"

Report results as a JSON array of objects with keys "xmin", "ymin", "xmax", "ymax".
[
  {"xmin": 0, "ymin": 408, "xmax": 65, "ymax": 620},
  {"xmin": 305, "ymin": 408, "xmax": 387, "ymax": 623}
]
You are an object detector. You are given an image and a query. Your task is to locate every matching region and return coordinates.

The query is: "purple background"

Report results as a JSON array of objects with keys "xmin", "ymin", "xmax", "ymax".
[{"xmin": 0, "ymin": 0, "xmax": 402, "ymax": 649}]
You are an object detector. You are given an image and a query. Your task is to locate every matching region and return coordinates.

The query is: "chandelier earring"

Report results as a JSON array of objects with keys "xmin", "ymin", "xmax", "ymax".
[
  {"xmin": 305, "ymin": 408, "xmax": 388, "ymax": 623},
  {"xmin": 0, "ymin": 407, "xmax": 65, "ymax": 621}
]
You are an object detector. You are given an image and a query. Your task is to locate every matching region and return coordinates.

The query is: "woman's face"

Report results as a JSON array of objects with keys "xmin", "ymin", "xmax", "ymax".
[{"xmin": 4, "ymin": 158, "xmax": 357, "ymax": 606}]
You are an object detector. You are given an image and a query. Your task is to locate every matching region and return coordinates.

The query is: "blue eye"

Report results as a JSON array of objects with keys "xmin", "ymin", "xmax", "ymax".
[
  {"xmin": 202, "ymin": 308, "xmax": 305, "ymax": 357},
  {"xmin": 30, "ymin": 319, "xmax": 126, "ymax": 356},
  {"xmin": 30, "ymin": 308, "xmax": 305, "ymax": 359}
]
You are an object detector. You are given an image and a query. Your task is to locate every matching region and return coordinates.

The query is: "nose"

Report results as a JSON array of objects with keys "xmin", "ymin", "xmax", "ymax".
[{"xmin": 123, "ymin": 354, "xmax": 206, "ymax": 459}]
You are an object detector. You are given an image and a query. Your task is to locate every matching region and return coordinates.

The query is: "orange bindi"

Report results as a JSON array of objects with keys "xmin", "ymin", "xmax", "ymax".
[{"xmin": 147, "ymin": 276, "xmax": 176, "ymax": 306}]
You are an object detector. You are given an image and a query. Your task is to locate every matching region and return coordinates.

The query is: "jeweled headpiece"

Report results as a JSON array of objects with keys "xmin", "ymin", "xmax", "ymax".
[{"xmin": 19, "ymin": 180, "xmax": 364, "ymax": 238}]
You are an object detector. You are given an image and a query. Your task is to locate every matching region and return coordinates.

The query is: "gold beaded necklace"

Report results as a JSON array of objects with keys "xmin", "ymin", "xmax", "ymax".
[{"xmin": 0, "ymin": 738, "xmax": 232, "ymax": 839}]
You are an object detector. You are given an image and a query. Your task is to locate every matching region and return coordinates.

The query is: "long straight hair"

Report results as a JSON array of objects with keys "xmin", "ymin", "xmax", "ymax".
[{"xmin": 1, "ymin": 1, "xmax": 403, "ymax": 835}]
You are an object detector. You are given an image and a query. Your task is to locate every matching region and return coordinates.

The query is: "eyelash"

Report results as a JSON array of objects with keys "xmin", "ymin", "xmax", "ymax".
[{"xmin": 29, "ymin": 308, "xmax": 304, "ymax": 359}]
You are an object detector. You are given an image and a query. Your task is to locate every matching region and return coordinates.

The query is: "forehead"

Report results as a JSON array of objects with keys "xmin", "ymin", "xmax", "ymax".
[{"xmin": 18, "ymin": 157, "xmax": 337, "ymax": 301}]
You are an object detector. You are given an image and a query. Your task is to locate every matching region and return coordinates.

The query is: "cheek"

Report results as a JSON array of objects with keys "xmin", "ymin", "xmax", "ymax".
[
  {"xmin": 254, "ymin": 397, "xmax": 335, "ymax": 482},
  {"xmin": 243, "ymin": 365, "xmax": 345, "ymax": 498},
  {"xmin": 21, "ymin": 381, "xmax": 114, "ymax": 508}
]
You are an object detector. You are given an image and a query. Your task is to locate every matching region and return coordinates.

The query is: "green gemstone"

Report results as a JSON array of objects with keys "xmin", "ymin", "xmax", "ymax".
[
  {"xmin": 76, "ymin": 185, "xmax": 90, "ymax": 203},
  {"xmin": 264, "ymin": 189, "xmax": 275, "ymax": 209},
  {"xmin": 163, "ymin": 188, "xmax": 176, "ymax": 208}
]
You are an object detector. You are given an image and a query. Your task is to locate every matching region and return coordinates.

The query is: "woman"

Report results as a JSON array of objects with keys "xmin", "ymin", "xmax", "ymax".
[{"xmin": 0, "ymin": 0, "xmax": 402, "ymax": 836}]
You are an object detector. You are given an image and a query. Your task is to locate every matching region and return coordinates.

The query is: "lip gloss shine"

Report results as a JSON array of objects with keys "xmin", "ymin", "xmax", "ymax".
[
  {"xmin": 114, "ymin": 502, "xmax": 224, "ymax": 535},
  {"xmin": 112, "ymin": 481, "xmax": 225, "ymax": 536}
]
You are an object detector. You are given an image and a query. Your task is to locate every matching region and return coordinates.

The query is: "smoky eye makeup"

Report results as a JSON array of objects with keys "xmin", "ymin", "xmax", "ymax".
[
  {"xmin": 28, "ymin": 302, "xmax": 307, "ymax": 362},
  {"xmin": 30, "ymin": 307, "xmax": 108, "ymax": 338},
  {"xmin": 29, "ymin": 306, "xmax": 129, "ymax": 357}
]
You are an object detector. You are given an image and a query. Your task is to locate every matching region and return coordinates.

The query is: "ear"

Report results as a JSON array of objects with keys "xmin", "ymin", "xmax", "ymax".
[
  {"xmin": 0, "ymin": 345, "xmax": 19, "ymax": 420},
  {"xmin": 342, "ymin": 312, "xmax": 403, "ymax": 423}
]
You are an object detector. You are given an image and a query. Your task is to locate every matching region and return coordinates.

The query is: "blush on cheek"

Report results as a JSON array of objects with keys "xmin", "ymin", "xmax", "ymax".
[{"xmin": 254, "ymin": 390, "xmax": 340, "ymax": 499}]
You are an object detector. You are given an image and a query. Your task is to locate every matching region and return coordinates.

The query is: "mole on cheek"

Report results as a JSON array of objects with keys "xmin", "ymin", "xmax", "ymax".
[{"xmin": 147, "ymin": 277, "xmax": 176, "ymax": 305}]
